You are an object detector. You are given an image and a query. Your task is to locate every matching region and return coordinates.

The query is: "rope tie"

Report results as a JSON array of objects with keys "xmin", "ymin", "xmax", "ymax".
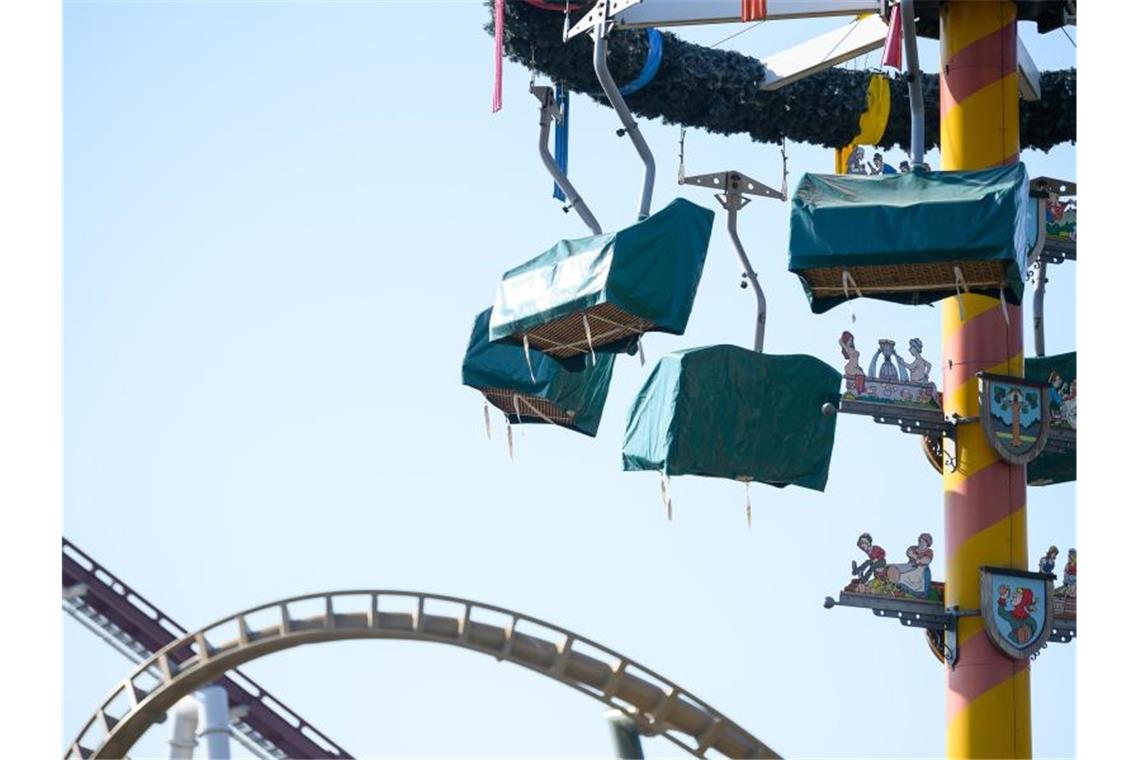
[
  {"xmin": 744, "ymin": 480, "xmax": 752, "ymax": 528},
  {"xmin": 659, "ymin": 471, "xmax": 673, "ymax": 521},
  {"xmin": 522, "ymin": 334, "xmax": 537, "ymax": 383},
  {"xmin": 637, "ymin": 337, "xmax": 646, "ymax": 367},
  {"xmin": 953, "ymin": 266, "xmax": 968, "ymax": 322},
  {"xmin": 999, "ymin": 283, "xmax": 1010, "ymax": 326},
  {"xmin": 582, "ymin": 313, "xmax": 597, "ymax": 366},
  {"xmin": 518, "ymin": 395, "xmax": 557, "ymax": 426},
  {"xmin": 506, "ymin": 421, "xmax": 514, "ymax": 460},
  {"xmin": 842, "ymin": 270, "xmax": 862, "ymax": 323},
  {"xmin": 483, "ymin": 401, "xmax": 492, "ymax": 441}
]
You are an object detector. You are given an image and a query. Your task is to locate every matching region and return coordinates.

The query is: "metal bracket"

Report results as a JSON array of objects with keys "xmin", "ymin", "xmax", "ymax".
[
  {"xmin": 824, "ymin": 594, "xmax": 979, "ymax": 668},
  {"xmin": 1049, "ymin": 617, "xmax": 1077, "ymax": 644},
  {"xmin": 837, "ymin": 399, "xmax": 953, "ymax": 438},
  {"xmin": 1043, "ymin": 426, "xmax": 1076, "ymax": 455},
  {"xmin": 681, "ymin": 170, "xmax": 785, "ymax": 204},
  {"xmin": 567, "ymin": 0, "xmax": 642, "ymax": 40}
]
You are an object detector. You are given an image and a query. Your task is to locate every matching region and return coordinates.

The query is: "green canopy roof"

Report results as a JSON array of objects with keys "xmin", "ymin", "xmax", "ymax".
[
  {"xmin": 462, "ymin": 308, "xmax": 614, "ymax": 437},
  {"xmin": 622, "ymin": 345, "xmax": 841, "ymax": 491},
  {"xmin": 489, "ymin": 199, "xmax": 714, "ymax": 364},
  {"xmin": 788, "ymin": 163, "xmax": 1031, "ymax": 313}
]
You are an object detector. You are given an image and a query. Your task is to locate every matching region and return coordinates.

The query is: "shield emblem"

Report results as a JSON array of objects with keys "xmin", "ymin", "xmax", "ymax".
[
  {"xmin": 979, "ymin": 567, "xmax": 1054, "ymax": 659},
  {"xmin": 978, "ymin": 373, "xmax": 1051, "ymax": 464}
]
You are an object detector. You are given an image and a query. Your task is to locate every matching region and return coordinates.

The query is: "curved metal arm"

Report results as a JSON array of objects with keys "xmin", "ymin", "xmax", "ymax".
[
  {"xmin": 726, "ymin": 203, "xmax": 766, "ymax": 352},
  {"xmin": 1029, "ymin": 195, "xmax": 1049, "ymax": 356},
  {"xmin": 901, "ymin": 0, "xmax": 925, "ymax": 166},
  {"xmin": 593, "ymin": 20, "xmax": 656, "ymax": 221},
  {"xmin": 532, "ymin": 84, "xmax": 603, "ymax": 235}
]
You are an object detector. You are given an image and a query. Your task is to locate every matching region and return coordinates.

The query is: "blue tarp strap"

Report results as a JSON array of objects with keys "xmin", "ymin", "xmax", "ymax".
[
  {"xmin": 619, "ymin": 29, "xmax": 663, "ymax": 97},
  {"xmin": 553, "ymin": 83, "xmax": 569, "ymax": 201}
]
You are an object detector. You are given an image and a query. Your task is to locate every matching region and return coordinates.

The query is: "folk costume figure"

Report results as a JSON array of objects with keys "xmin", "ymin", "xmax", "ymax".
[
  {"xmin": 839, "ymin": 331, "xmax": 866, "ymax": 394},
  {"xmin": 887, "ymin": 533, "xmax": 934, "ymax": 597},
  {"xmin": 1039, "ymin": 545, "xmax": 1059, "ymax": 576},
  {"xmin": 1048, "ymin": 371, "xmax": 1067, "ymax": 415},
  {"xmin": 852, "ymin": 533, "xmax": 886, "ymax": 584},
  {"xmin": 1063, "ymin": 549, "xmax": 1077, "ymax": 594},
  {"xmin": 996, "ymin": 585, "xmax": 1039, "ymax": 646},
  {"xmin": 901, "ymin": 338, "xmax": 932, "ymax": 384}
]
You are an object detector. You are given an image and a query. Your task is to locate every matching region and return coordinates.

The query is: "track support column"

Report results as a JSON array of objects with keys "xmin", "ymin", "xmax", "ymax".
[{"xmin": 939, "ymin": 2, "xmax": 1030, "ymax": 758}]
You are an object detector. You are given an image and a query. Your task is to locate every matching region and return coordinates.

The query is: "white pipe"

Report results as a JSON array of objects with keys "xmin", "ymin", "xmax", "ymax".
[
  {"xmin": 727, "ymin": 203, "xmax": 766, "ymax": 352},
  {"xmin": 197, "ymin": 684, "xmax": 232, "ymax": 760},
  {"xmin": 900, "ymin": 0, "xmax": 925, "ymax": 167},
  {"xmin": 168, "ymin": 695, "xmax": 199, "ymax": 760}
]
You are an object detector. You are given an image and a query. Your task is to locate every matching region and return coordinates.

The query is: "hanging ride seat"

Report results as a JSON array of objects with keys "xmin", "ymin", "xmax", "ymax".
[
  {"xmin": 622, "ymin": 345, "xmax": 842, "ymax": 491},
  {"xmin": 1025, "ymin": 351, "xmax": 1076, "ymax": 486},
  {"xmin": 489, "ymin": 199, "xmax": 715, "ymax": 365},
  {"xmin": 462, "ymin": 308, "xmax": 614, "ymax": 437},
  {"xmin": 788, "ymin": 163, "xmax": 1031, "ymax": 313}
]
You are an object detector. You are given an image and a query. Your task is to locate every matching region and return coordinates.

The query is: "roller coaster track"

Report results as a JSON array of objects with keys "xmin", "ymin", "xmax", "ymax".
[
  {"xmin": 62, "ymin": 539, "xmax": 351, "ymax": 759},
  {"xmin": 67, "ymin": 590, "xmax": 779, "ymax": 760}
]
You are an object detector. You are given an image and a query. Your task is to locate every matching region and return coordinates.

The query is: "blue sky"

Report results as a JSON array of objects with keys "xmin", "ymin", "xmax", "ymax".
[{"xmin": 63, "ymin": 2, "xmax": 1076, "ymax": 757}]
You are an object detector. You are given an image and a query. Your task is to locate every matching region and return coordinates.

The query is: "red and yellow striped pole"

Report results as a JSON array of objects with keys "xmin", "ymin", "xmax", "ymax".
[{"xmin": 939, "ymin": 2, "xmax": 1030, "ymax": 758}]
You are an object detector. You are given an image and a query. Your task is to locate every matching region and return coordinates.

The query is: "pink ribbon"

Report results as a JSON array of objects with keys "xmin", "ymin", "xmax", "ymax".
[
  {"xmin": 492, "ymin": 0, "xmax": 505, "ymax": 113},
  {"xmin": 881, "ymin": 4, "xmax": 902, "ymax": 70}
]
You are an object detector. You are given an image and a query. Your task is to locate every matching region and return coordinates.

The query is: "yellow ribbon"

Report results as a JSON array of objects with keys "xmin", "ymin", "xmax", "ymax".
[{"xmin": 835, "ymin": 73, "xmax": 891, "ymax": 174}]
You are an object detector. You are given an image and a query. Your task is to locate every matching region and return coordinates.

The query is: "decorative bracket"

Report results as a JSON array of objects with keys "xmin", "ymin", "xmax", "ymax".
[
  {"xmin": 567, "ymin": 0, "xmax": 643, "ymax": 40},
  {"xmin": 824, "ymin": 593, "xmax": 980, "ymax": 668}
]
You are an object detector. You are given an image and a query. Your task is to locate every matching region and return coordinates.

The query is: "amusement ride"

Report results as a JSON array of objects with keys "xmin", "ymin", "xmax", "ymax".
[{"xmin": 66, "ymin": 1, "xmax": 1077, "ymax": 757}]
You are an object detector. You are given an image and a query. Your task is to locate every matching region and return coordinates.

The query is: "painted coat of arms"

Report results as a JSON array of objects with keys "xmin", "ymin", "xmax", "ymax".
[
  {"xmin": 978, "ymin": 373, "xmax": 1051, "ymax": 464},
  {"xmin": 980, "ymin": 567, "xmax": 1055, "ymax": 659}
]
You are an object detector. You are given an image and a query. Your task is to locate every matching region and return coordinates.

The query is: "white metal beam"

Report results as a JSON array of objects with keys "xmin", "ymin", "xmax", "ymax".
[
  {"xmin": 759, "ymin": 14, "xmax": 887, "ymax": 90},
  {"xmin": 616, "ymin": 0, "xmax": 880, "ymax": 28},
  {"xmin": 568, "ymin": 0, "xmax": 879, "ymax": 38},
  {"xmin": 1017, "ymin": 35, "xmax": 1041, "ymax": 101}
]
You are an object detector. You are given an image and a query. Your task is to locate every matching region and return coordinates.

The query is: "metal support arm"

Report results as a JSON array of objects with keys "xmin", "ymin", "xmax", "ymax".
[
  {"xmin": 680, "ymin": 163, "xmax": 785, "ymax": 353},
  {"xmin": 593, "ymin": 14, "xmax": 656, "ymax": 221},
  {"xmin": 901, "ymin": 0, "xmax": 925, "ymax": 166},
  {"xmin": 727, "ymin": 201, "xmax": 766, "ymax": 353},
  {"xmin": 532, "ymin": 84, "xmax": 603, "ymax": 235}
]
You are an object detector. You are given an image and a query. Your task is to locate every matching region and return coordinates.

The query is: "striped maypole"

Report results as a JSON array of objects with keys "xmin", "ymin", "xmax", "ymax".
[{"xmin": 939, "ymin": 2, "xmax": 1030, "ymax": 759}]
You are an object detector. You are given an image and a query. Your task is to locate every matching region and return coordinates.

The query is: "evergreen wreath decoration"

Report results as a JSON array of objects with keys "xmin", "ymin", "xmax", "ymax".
[{"xmin": 490, "ymin": 1, "xmax": 1075, "ymax": 153}]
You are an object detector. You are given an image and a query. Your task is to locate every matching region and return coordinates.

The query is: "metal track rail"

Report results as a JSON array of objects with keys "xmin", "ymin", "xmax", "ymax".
[
  {"xmin": 67, "ymin": 590, "xmax": 779, "ymax": 760},
  {"xmin": 62, "ymin": 539, "xmax": 351, "ymax": 759}
]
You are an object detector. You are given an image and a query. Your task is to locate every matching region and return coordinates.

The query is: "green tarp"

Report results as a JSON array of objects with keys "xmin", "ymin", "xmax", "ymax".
[
  {"xmin": 1026, "ymin": 352, "xmax": 1076, "ymax": 486},
  {"xmin": 788, "ymin": 163, "xmax": 1031, "ymax": 313},
  {"xmin": 489, "ymin": 199, "xmax": 714, "ymax": 357},
  {"xmin": 462, "ymin": 308, "xmax": 614, "ymax": 437},
  {"xmin": 622, "ymin": 345, "xmax": 842, "ymax": 491}
]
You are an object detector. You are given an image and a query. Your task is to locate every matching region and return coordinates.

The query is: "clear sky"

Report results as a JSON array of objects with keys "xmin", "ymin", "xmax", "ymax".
[{"xmin": 63, "ymin": 1, "xmax": 1076, "ymax": 757}]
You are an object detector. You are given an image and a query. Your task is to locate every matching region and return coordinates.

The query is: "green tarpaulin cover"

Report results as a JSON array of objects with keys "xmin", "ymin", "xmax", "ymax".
[
  {"xmin": 1026, "ymin": 352, "xmax": 1076, "ymax": 486},
  {"xmin": 489, "ymin": 199, "xmax": 714, "ymax": 358},
  {"xmin": 462, "ymin": 309, "xmax": 614, "ymax": 437},
  {"xmin": 622, "ymin": 345, "xmax": 842, "ymax": 491},
  {"xmin": 788, "ymin": 163, "xmax": 1031, "ymax": 313}
]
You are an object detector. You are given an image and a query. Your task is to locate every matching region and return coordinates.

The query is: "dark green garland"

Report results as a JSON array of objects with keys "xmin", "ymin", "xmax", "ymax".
[{"xmin": 492, "ymin": 1, "xmax": 1075, "ymax": 153}]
